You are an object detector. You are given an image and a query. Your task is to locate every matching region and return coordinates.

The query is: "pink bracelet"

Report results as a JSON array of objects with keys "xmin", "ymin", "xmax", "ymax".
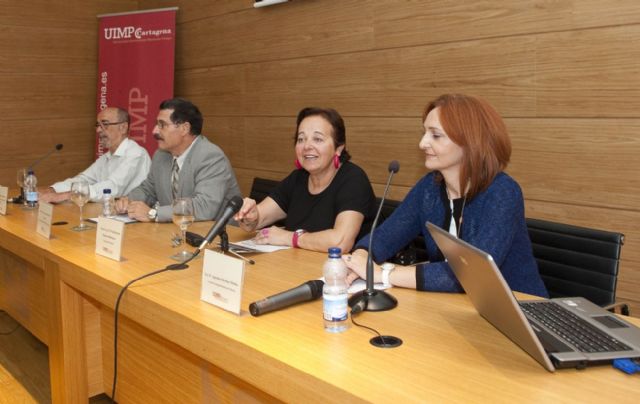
[{"xmin": 292, "ymin": 229, "xmax": 306, "ymax": 248}]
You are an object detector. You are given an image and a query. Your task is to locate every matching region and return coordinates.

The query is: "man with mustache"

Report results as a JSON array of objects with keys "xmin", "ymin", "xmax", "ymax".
[
  {"xmin": 40, "ymin": 107, "xmax": 151, "ymax": 203},
  {"xmin": 115, "ymin": 98, "xmax": 241, "ymax": 222}
]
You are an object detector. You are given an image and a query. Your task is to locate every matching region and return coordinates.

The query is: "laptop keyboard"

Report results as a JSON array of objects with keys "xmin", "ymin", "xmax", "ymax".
[{"xmin": 520, "ymin": 301, "xmax": 632, "ymax": 353}]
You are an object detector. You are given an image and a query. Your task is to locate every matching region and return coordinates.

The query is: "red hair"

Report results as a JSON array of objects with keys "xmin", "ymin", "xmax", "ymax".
[{"xmin": 423, "ymin": 94, "xmax": 511, "ymax": 199}]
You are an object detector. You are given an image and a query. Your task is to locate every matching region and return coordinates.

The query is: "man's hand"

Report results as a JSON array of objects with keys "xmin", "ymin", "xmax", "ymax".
[
  {"xmin": 39, "ymin": 190, "xmax": 70, "ymax": 204},
  {"xmin": 126, "ymin": 200, "xmax": 153, "ymax": 222}
]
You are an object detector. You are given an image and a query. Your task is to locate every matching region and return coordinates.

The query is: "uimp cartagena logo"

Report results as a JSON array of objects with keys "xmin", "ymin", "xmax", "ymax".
[{"xmin": 103, "ymin": 26, "xmax": 172, "ymax": 40}]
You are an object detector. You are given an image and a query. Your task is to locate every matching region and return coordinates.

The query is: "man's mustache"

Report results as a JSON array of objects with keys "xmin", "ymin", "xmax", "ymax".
[{"xmin": 153, "ymin": 133, "xmax": 163, "ymax": 141}]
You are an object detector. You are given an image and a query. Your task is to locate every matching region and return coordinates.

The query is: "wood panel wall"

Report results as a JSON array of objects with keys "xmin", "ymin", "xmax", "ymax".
[
  {"xmin": 0, "ymin": 0, "xmax": 138, "ymax": 188},
  {"xmin": 3, "ymin": 1, "xmax": 638, "ymax": 313},
  {"xmin": 135, "ymin": 0, "xmax": 640, "ymax": 314}
]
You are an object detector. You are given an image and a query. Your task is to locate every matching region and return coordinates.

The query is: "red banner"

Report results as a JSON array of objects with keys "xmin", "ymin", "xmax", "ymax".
[{"xmin": 96, "ymin": 8, "xmax": 177, "ymax": 158}]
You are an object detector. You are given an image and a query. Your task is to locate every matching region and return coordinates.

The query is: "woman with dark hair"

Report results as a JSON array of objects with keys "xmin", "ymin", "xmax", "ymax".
[
  {"xmin": 343, "ymin": 94, "xmax": 548, "ymax": 297},
  {"xmin": 235, "ymin": 107, "xmax": 376, "ymax": 253}
]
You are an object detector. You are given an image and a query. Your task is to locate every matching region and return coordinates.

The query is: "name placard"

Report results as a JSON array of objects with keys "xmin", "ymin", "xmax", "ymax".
[
  {"xmin": 201, "ymin": 250, "xmax": 245, "ymax": 315},
  {"xmin": 95, "ymin": 217, "xmax": 125, "ymax": 261},
  {"xmin": 36, "ymin": 202, "xmax": 54, "ymax": 239},
  {"xmin": 0, "ymin": 186, "xmax": 7, "ymax": 215}
]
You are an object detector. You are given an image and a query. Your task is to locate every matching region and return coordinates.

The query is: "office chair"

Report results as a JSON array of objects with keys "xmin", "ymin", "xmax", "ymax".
[
  {"xmin": 376, "ymin": 198, "xmax": 428, "ymax": 265},
  {"xmin": 526, "ymin": 218, "xmax": 629, "ymax": 315},
  {"xmin": 248, "ymin": 177, "xmax": 285, "ymax": 227},
  {"xmin": 249, "ymin": 177, "xmax": 280, "ymax": 203}
]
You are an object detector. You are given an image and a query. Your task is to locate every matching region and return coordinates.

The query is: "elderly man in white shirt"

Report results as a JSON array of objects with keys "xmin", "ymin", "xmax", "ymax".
[{"xmin": 40, "ymin": 107, "xmax": 151, "ymax": 203}]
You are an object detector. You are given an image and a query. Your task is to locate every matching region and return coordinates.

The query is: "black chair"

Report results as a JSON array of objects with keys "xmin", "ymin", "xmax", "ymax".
[
  {"xmin": 249, "ymin": 177, "xmax": 280, "ymax": 203},
  {"xmin": 526, "ymin": 218, "xmax": 628, "ymax": 315},
  {"xmin": 248, "ymin": 177, "xmax": 285, "ymax": 227},
  {"xmin": 377, "ymin": 198, "xmax": 429, "ymax": 265}
]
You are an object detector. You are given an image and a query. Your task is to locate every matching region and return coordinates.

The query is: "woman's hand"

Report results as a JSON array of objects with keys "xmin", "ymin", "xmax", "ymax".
[
  {"xmin": 253, "ymin": 226, "xmax": 292, "ymax": 246},
  {"xmin": 342, "ymin": 249, "xmax": 371, "ymax": 285},
  {"xmin": 234, "ymin": 198, "xmax": 259, "ymax": 231}
]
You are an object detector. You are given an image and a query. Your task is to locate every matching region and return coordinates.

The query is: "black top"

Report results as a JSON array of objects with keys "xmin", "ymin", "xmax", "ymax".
[{"xmin": 269, "ymin": 161, "xmax": 376, "ymax": 240}]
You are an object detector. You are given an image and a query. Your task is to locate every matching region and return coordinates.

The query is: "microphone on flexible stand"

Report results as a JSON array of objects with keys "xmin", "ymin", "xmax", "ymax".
[
  {"xmin": 249, "ymin": 280, "xmax": 324, "ymax": 316},
  {"xmin": 167, "ymin": 196, "xmax": 244, "ymax": 270},
  {"xmin": 12, "ymin": 143, "xmax": 64, "ymax": 204},
  {"xmin": 348, "ymin": 160, "xmax": 400, "ymax": 312},
  {"xmin": 198, "ymin": 195, "xmax": 244, "ymax": 250},
  {"xmin": 29, "ymin": 143, "xmax": 64, "ymax": 170}
]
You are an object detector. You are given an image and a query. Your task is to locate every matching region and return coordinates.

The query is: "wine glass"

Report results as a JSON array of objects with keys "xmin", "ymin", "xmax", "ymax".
[
  {"xmin": 70, "ymin": 181, "xmax": 92, "ymax": 231},
  {"xmin": 16, "ymin": 168, "xmax": 27, "ymax": 204},
  {"xmin": 171, "ymin": 197, "xmax": 195, "ymax": 261}
]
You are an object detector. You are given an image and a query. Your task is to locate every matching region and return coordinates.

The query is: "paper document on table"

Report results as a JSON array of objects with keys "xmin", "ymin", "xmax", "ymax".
[
  {"xmin": 347, "ymin": 279, "xmax": 391, "ymax": 294},
  {"xmin": 231, "ymin": 238, "xmax": 290, "ymax": 253},
  {"xmin": 88, "ymin": 215, "xmax": 137, "ymax": 224}
]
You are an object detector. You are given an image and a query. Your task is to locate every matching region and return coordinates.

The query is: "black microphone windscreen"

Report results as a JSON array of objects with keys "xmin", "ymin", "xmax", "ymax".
[
  {"xmin": 55, "ymin": 143, "xmax": 64, "ymax": 151},
  {"xmin": 229, "ymin": 195, "xmax": 244, "ymax": 213},
  {"xmin": 306, "ymin": 279, "xmax": 324, "ymax": 299},
  {"xmin": 388, "ymin": 160, "xmax": 400, "ymax": 173}
]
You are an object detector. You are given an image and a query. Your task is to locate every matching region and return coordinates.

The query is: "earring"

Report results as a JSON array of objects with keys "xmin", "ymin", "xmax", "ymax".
[
  {"xmin": 295, "ymin": 159, "xmax": 302, "ymax": 169},
  {"xmin": 333, "ymin": 154, "xmax": 340, "ymax": 169}
]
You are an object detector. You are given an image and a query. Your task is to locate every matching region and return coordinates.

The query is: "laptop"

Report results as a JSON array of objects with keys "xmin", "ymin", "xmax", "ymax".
[{"xmin": 426, "ymin": 222, "xmax": 640, "ymax": 371}]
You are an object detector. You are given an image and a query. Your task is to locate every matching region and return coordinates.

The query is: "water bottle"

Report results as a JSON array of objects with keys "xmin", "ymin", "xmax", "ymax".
[
  {"xmin": 323, "ymin": 247, "xmax": 349, "ymax": 333},
  {"xmin": 24, "ymin": 170, "xmax": 38, "ymax": 208},
  {"xmin": 101, "ymin": 188, "xmax": 115, "ymax": 217}
]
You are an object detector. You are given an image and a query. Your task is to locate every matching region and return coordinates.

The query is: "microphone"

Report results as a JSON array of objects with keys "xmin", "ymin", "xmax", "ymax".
[
  {"xmin": 249, "ymin": 280, "xmax": 324, "ymax": 316},
  {"xmin": 348, "ymin": 160, "xmax": 400, "ymax": 312},
  {"xmin": 198, "ymin": 195, "xmax": 244, "ymax": 250},
  {"xmin": 29, "ymin": 143, "xmax": 63, "ymax": 170}
]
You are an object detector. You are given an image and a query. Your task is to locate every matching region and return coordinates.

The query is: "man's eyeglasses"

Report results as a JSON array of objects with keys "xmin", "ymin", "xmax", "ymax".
[
  {"xmin": 95, "ymin": 121, "xmax": 126, "ymax": 129},
  {"xmin": 156, "ymin": 120, "xmax": 183, "ymax": 130}
]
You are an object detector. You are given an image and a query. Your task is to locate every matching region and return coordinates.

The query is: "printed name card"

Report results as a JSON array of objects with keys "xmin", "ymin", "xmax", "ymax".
[
  {"xmin": 36, "ymin": 202, "xmax": 54, "ymax": 238},
  {"xmin": 0, "ymin": 186, "xmax": 7, "ymax": 215},
  {"xmin": 201, "ymin": 250, "xmax": 245, "ymax": 315},
  {"xmin": 95, "ymin": 217, "xmax": 125, "ymax": 261}
]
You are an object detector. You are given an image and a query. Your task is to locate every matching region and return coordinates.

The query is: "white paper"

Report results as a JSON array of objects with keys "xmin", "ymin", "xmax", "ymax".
[
  {"xmin": 95, "ymin": 217, "xmax": 125, "ymax": 261},
  {"xmin": 201, "ymin": 250, "xmax": 245, "ymax": 314},
  {"xmin": 346, "ymin": 279, "xmax": 391, "ymax": 294},
  {"xmin": 231, "ymin": 238, "xmax": 290, "ymax": 253},
  {"xmin": 36, "ymin": 202, "xmax": 54, "ymax": 239},
  {"xmin": 0, "ymin": 186, "xmax": 7, "ymax": 215},
  {"xmin": 88, "ymin": 214, "xmax": 137, "ymax": 224}
]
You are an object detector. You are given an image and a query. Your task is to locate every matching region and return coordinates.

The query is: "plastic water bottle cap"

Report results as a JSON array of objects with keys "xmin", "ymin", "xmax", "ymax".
[
  {"xmin": 328, "ymin": 247, "xmax": 342, "ymax": 258},
  {"xmin": 103, "ymin": 189, "xmax": 112, "ymax": 194}
]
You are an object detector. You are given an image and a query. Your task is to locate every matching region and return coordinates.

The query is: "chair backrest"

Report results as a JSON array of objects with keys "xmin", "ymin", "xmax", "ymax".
[
  {"xmin": 249, "ymin": 177, "xmax": 280, "ymax": 203},
  {"xmin": 249, "ymin": 177, "xmax": 285, "ymax": 227},
  {"xmin": 376, "ymin": 197, "xmax": 428, "ymax": 265},
  {"xmin": 526, "ymin": 218, "xmax": 624, "ymax": 307}
]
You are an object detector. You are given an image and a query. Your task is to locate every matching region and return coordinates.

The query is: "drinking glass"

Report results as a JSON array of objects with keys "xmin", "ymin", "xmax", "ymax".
[
  {"xmin": 16, "ymin": 168, "xmax": 27, "ymax": 204},
  {"xmin": 171, "ymin": 197, "xmax": 195, "ymax": 261},
  {"xmin": 70, "ymin": 181, "xmax": 92, "ymax": 231}
]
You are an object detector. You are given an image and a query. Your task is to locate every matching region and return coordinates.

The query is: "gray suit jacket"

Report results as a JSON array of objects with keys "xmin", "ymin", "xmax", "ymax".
[{"xmin": 128, "ymin": 135, "xmax": 241, "ymax": 222}]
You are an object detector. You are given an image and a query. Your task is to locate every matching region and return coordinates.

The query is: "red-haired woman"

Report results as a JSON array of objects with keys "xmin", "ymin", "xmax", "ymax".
[{"xmin": 343, "ymin": 94, "xmax": 548, "ymax": 297}]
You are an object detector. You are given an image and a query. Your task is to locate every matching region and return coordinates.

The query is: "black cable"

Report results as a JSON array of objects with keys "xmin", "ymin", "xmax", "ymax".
[
  {"xmin": 110, "ymin": 248, "xmax": 200, "ymax": 403},
  {"xmin": 349, "ymin": 308, "xmax": 387, "ymax": 345}
]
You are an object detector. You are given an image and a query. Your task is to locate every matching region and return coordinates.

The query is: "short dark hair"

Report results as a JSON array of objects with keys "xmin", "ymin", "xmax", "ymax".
[
  {"xmin": 159, "ymin": 98, "xmax": 203, "ymax": 135},
  {"xmin": 293, "ymin": 107, "xmax": 351, "ymax": 162}
]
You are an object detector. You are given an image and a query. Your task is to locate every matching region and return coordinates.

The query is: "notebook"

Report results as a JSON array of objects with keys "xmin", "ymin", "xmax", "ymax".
[{"xmin": 426, "ymin": 222, "xmax": 640, "ymax": 371}]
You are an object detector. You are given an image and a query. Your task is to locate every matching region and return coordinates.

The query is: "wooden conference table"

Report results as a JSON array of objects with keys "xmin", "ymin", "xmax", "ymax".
[{"xmin": 0, "ymin": 200, "xmax": 638, "ymax": 403}]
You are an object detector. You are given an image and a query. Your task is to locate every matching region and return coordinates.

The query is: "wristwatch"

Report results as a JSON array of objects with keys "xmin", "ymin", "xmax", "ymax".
[
  {"xmin": 381, "ymin": 262, "xmax": 395, "ymax": 287},
  {"xmin": 292, "ymin": 229, "xmax": 306, "ymax": 248},
  {"xmin": 147, "ymin": 208, "xmax": 158, "ymax": 221}
]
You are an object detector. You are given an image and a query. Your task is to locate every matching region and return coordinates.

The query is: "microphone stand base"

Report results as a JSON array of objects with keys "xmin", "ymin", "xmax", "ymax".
[{"xmin": 348, "ymin": 289, "xmax": 397, "ymax": 312}]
